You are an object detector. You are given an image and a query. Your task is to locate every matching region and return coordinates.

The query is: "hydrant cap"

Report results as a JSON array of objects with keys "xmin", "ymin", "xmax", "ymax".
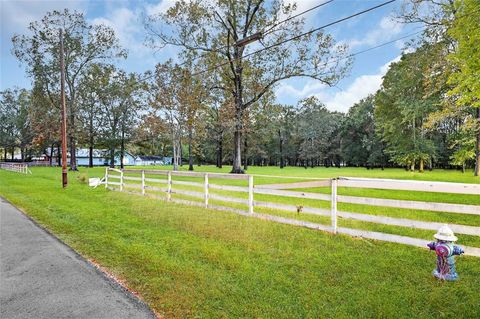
[{"xmin": 434, "ymin": 225, "xmax": 458, "ymax": 242}]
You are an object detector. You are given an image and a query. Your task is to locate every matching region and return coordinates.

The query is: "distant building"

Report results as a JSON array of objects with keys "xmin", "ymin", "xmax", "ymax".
[
  {"xmin": 135, "ymin": 155, "xmax": 164, "ymax": 166},
  {"xmin": 44, "ymin": 148, "xmax": 136, "ymax": 166}
]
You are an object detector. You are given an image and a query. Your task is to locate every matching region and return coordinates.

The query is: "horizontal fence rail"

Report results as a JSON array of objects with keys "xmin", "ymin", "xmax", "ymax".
[
  {"xmin": 103, "ymin": 169, "xmax": 480, "ymax": 257},
  {"xmin": 338, "ymin": 177, "xmax": 480, "ymax": 195},
  {"xmin": 0, "ymin": 162, "xmax": 31, "ymax": 174}
]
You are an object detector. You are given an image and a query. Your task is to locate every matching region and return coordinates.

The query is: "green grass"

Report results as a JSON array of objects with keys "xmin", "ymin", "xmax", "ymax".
[{"xmin": 0, "ymin": 166, "xmax": 479, "ymax": 318}]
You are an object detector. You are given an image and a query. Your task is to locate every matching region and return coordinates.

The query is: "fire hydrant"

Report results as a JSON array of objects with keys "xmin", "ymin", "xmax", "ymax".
[{"xmin": 427, "ymin": 225, "xmax": 464, "ymax": 281}]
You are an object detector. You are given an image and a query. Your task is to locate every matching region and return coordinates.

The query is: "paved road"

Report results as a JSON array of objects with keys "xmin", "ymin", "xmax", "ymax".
[{"xmin": 0, "ymin": 197, "xmax": 156, "ymax": 319}]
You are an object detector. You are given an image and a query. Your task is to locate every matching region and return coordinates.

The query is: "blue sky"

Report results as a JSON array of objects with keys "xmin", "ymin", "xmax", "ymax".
[{"xmin": 0, "ymin": 0, "xmax": 419, "ymax": 113}]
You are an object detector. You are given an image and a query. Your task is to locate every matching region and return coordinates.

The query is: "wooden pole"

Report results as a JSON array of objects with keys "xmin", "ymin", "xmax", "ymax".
[
  {"xmin": 59, "ymin": 28, "xmax": 68, "ymax": 188},
  {"xmin": 331, "ymin": 178, "xmax": 337, "ymax": 234},
  {"xmin": 141, "ymin": 170, "xmax": 145, "ymax": 195},
  {"xmin": 248, "ymin": 175, "xmax": 254, "ymax": 213},
  {"xmin": 204, "ymin": 173, "xmax": 209, "ymax": 207}
]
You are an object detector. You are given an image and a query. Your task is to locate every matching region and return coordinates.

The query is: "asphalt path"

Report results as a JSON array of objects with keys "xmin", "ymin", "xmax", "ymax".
[{"xmin": 0, "ymin": 197, "xmax": 156, "ymax": 319}]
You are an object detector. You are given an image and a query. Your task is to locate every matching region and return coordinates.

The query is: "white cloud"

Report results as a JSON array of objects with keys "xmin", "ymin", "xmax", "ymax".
[
  {"xmin": 276, "ymin": 56, "xmax": 401, "ymax": 113},
  {"xmin": 276, "ymin": 81, "xmax": 327, "ymax": 99},
  {"xmin": 146, "ymin": 0, "xmax": 176, "ymax": 16},
  {"xmin": 0, "ymin": 0, "xmax": 85, "ymax": 37},
  {"xmin": 91, "ymin": 7, "xmax": 151, "ymax": 57},
  {"xmin": 348, "ymin": 15, "xmax": 403, "ymax": 49},
  {"xmin": 322, "ymin": 56, "xmax": 401, "ymax": 112}
]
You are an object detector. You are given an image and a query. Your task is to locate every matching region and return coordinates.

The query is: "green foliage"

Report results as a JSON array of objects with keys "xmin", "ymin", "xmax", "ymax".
[
  {"xmin": 341, "ymin": 95, "xmax": 386, "ymax": 167},
  {"xmin": 0, "ymin": 88, "xmax": 33, "ymax": 158},
  {"xmin": 375, "ymin": 46, "xmax": 441, "ymax": 170},
  {"xmin": 447, "ymin": 0, "xmax": 480, "ymax": 108}
]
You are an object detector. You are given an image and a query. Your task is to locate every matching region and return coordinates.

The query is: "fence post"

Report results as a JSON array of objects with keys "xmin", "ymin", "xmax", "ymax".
[
  {"xmin": 167, "ymin": 171, "xmax": 172, "ymax": 200},
  {"xmin": 105, "ymin": 167, "xmax": 108, "ymax": 189},
  {"xmin": 204, "ymin": 173, "xmax": 209, "ymax": 207},
  {"xmin": 248, "ymin": 175, "xmax": 254, "ymax": 214},
  {"xmin": 141, "ymin": 170, "xmax": 145, "ymax": 195},
  {"xmin": 120, "ymin": 170, "xmax": 124, "ymax": 192},
  {"xmin": 331, "ymin": 178, "xmax": 338, "ymax": 234}
]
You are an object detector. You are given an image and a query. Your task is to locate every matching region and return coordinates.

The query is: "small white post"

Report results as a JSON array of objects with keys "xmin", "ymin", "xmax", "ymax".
[
  {"xmin": 141, "ymin": 170, "xmax": 145, "ymax": 195},
  {"xmin": 167, "ymin": 171, "xmax": 172, "ymax": 200},
  {"xmin": 331, "ymin": 178, "xmax": 338, "ymax": 234},
  {"xmin": 120, "ymin": 170, "xmax": 124, "ymax": 192},
  {"xmin": 105, "ymin": 167, "xmax": 108, "ymax": 189},
  {"xmin": 248, "ymin": 175, "xmax": 254, "ymax": 214},
  {"xmin": 204, "ymin": 173, "xmax": 209, "ymax": 207}
]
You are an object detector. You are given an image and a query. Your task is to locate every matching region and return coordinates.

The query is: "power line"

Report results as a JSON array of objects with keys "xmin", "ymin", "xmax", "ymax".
[
  {"xmin": 262, "ymin": 0, "xmax": 335, "ymax": 36},
  {"xmin": 192, "ymin": 0, "xmax": 398, "ymax": 76},
  {"xmin": 302, "ymin": 28, "xmax": 425, "ymax": 74}
]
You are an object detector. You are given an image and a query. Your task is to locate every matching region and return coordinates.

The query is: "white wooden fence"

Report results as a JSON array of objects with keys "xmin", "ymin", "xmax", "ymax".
[
  {"xmin": 0, "ymin": 162, "xmax": 31, "ymax": 174},
  {"xmin": 104, "ymin": 168, "xmax": 480, "ymax": 257}
]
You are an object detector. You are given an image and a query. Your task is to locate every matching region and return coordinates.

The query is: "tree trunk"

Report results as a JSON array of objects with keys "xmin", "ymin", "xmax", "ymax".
[
  {"xmin": 216, "ymin": 133, "xmax": 223, "ymax": 168},
  {"xmin": 231, "ymin": 108, "xmax": 243, "ymax": 173},
  {"xmin": 188, "ymin": 129, "xmax": 193, "ymax": 171},
  {"xmin": 410, "ymin": 161, "xmax": 415, "ymax": 172},
  {"xmin": 279, "ymin": 130, "xmax": 284, "ymax": 169},
  {"xmin": 475, "ymin": 108, "xmax": 480, "ymax": 176},
  {"xmin": 57, "ymin": 144, "xmax": 61, "ymax": 166},
  {"xmin": 89, "ymin": 116, "xmax": 94, "ymax": 168},
  {"xmin": 110, "ymin": 148, "xmax": 115, "ymax": 168},
  {"xmin": 419, "ymin": 158, "xmax": 424, "ymax": 173},
  {"xmin": 243, "ymin": 133, "xmax": 248, "ymax": 171},
  {"xmin": 49, "ymin": 144, "xmax": 54, "ymax": 166},
  {"xmin": 179, "ymin": 139, "xmax": 183, "ymax": 167},
  {"xmin": 69, "ymin": 114, "xmax": 78, "ymax": 171},
  {"xmin": 120, "ymin": 129, "xmax": 125, "ymax": 169},
  {"xmin": 3, "ymin": 148, "xmax": 6, "ymax": 160},
  {"xmin": 89, "ymin": 144, "xmax": 94, "ymax": 168},
  {"xmin": 231, "ymin": 46, "xmax": 245, "ymax": 174}
]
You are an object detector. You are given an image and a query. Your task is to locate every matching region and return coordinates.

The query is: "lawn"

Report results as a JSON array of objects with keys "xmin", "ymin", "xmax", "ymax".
[{"xmin": 0, "ymin": 166, "xmax": 479, "ymax": 318}]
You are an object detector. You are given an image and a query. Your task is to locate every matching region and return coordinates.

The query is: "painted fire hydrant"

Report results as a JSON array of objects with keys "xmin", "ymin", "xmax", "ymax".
[{"xmin": 427, "ymin": 225, "xmax": 464, "ymax": 281}]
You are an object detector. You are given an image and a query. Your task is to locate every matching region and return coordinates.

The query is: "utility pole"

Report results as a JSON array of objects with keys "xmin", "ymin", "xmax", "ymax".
[{"xmin": 60, "ymin": 28, "xmax": 68, "ymax": 188}]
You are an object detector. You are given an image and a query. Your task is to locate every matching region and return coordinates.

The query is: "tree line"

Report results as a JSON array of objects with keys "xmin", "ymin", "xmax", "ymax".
[{"xmin": 0, "ymin": 0, "xmax": 478, "ymax": 175}]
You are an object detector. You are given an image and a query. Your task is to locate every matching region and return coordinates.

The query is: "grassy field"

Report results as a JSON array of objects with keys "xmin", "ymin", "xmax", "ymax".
[{"xmin": 0, "ymin": 166, "xmax": 479, "ymax": 318}]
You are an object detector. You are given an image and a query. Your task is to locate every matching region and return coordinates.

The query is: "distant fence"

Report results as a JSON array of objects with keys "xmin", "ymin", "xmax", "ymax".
[
  {"xmin": 0, "ymin": 162, "xmax": 31, "ymax": 174},
  {"xmin": 104, "ymin": 168, "xmax": 480, "ymax": 257}
]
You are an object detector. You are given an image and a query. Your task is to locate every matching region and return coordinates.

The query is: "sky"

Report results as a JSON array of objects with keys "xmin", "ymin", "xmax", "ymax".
[{"xmin": 0, "ymin": 0, "xmax": 420, "ymax": 113}]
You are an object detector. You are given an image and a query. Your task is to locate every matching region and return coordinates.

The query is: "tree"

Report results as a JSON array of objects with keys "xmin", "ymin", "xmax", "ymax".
[
  {"xmin": 94, "ymin": 65, "xmax": 143, "ymax": 168},
  {"xmin": 77, "ymin": 64, "xmax": 105, "ymax": 167},
  {"xmin": 151, "ymin": 61, "xmax": 206, "ymax": 171},
  {"xmin": 296, "ymin": 97, "xmax": 343, "ymax": 168},
  {"xmin": 146, "ymin": 0, "xmax": 351, "ymax": 173},
  {"xmin": 341, "ymin": 95, "xmax": 386, "ymax": 168},
  {"xmin": 12, "ymin": 9, "xmax": 125, "ymax": 170},
  {"xmin": 0, "ymin": 88, "xmax": 33, "ymax": 160},
  {"xmin": 447, "ymin": 0, "xmax": 480, "ymax": 175},
  {"xmin": 375, "ymin": 47, "xmax": 440, "ymax": 172}
]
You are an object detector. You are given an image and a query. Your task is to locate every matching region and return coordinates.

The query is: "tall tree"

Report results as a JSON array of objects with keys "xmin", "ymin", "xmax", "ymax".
[
  {"xmin": 146, "ymin": 0, "xmax": 351, "ymax": 173},
  {"xmin": 447, "ymin": 0, "xmax": 480, "ymax": 175},
  {"xmin": 0, "ymin": 88, "xmax": 33, "ymax": 160},
  {"xmin": 375, "ymin": 47, "xmax": 440, "ymax": 172},
  {"xmin": 12, "ymin": 9, "xmax": 125, "ymax": 170},
  {"xmin": 341, "ymin": 95, "xmax": 386, "ymax": 168}
]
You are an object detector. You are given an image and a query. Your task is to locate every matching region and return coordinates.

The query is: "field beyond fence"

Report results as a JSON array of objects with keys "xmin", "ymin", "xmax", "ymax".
[{"xmin": 105, "ymin": 168, "xmax": 480, "ymax": 257}]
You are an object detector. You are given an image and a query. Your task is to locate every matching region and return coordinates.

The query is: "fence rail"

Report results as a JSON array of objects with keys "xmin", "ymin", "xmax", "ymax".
[
  {"xmin": 0, "ymin": 162, "xmax": 31, "ymax": 174},
  {"xmin": 103, "ymin": 169, "xmax": 480, "ymax": 257}
]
